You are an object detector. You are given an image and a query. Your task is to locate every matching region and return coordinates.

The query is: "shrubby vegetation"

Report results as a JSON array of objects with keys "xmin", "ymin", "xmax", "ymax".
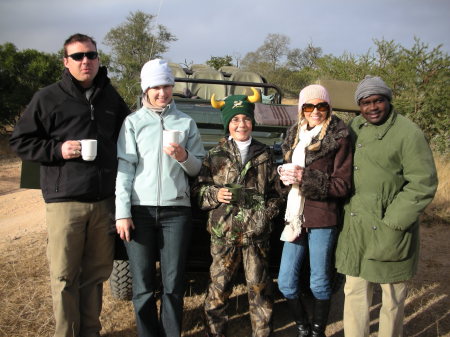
[
  {"xmin": 239, "ymin": 34, "xmax": 449, "ymax": 153},
  {"xmin": 0, "ymin": 43, "xmax": 62, "ymax": 132},
  {"xmin": 103, "ymin": 11, "xmax": 176, "ymax": 107},
  {"xmin": 0, "ymin": 13, "xmax": 448, "ymax": 152}
]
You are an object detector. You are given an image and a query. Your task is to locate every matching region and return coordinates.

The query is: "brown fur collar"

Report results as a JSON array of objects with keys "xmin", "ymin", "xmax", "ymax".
[{"xmin": 282, "ymin": 115, "xmax": 349, "ymax": 166}]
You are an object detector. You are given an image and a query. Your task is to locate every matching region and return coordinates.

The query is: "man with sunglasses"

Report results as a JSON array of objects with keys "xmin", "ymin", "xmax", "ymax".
[
  {"xmin": 335, "ymin": 76, "xmax": 438, "ymax": 337},
  {"xmin": 10, "ymin": 33, "xmax": 130, "ymax": 337}
]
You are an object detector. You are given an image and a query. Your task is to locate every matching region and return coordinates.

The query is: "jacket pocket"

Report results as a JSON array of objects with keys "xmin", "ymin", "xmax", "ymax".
[
  {"xmin": 248, "ymin": 209, "xmax": 271, "ymax": 237},
  {"xmin": 365, "ymin": 221, "xmax": 412, "ymax": 262}
]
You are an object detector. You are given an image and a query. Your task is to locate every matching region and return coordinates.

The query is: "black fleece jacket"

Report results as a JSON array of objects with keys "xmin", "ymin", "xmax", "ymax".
[{"xmin": 10, "ymin": 67, "xmax": 130, "ymax": 203}]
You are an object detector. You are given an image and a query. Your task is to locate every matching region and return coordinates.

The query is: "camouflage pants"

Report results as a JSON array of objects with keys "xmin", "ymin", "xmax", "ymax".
[{"xmin": 204, "ymin": 241, "xmax": 273, "ymax": 337}]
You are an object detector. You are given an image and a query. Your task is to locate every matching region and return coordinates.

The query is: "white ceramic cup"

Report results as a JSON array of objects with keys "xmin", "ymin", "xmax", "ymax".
[
  {"xmin": 277, "ymin": 163, "xmax": 298, "ymax": 176},
  {"xmin": 277, "ymin": 163, "xmax": 299, "ymax": 185},
  {"xmin": 163, "ymin": 130, "xmax": 182, "ymax": 147},
  {"xmin": 79, "ymin": 139, "xmax": 97, "ymax": 161}
]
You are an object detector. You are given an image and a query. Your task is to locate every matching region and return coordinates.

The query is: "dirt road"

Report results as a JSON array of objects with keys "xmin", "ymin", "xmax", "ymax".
[{"xmin": 0, "ymin": 157, "xmax": 448, "ymax": 336}]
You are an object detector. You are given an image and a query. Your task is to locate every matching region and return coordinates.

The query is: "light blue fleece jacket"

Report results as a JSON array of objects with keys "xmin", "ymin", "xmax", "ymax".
[{"xmin": 115, "ymin": 101, "xmax": 205, "ymax": 219}]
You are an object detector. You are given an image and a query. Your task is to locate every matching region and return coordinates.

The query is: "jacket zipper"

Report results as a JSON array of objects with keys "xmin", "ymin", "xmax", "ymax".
[
  {"xmin": 55, "ymin": 167, "xmax": 62, "ymax": 192},
  {"xmin": 89, "ymin": 95, "xmax": 101, "ymax": 199},
  {"xmin": 157, "ymin": 116, "xmax": 165, "ymax": 206}
]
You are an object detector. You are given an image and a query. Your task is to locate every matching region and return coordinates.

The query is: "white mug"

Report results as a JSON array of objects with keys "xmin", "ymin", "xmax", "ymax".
[
  {"xmin": 277, "ymin": 163, "xmax": 299, "ymax": 185},
  {"xmin": 277, "ymin": 163, "xmax": 298, "ymax": 176},
  {"xmin": 79, "ymin": 139, "xmax": 97, "ymax": 161},
  {"xmin": 163, "ymin": 130, "xmax": 182, "ymax": 147}
]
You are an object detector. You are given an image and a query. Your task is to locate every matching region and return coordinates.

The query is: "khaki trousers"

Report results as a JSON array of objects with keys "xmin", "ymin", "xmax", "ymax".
[
  {"xmin": 46, "ymin": 198, "xmax": 114, "ymax": 337},
  {"xmin": 343, "ymin": 275, "xmax": 407, "ymax": 337}
]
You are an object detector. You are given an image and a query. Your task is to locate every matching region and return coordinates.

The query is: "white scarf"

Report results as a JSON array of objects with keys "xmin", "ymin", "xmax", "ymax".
[{"xmin": 281, "ymin": 121, "xmax": 323, "ymax": 241}]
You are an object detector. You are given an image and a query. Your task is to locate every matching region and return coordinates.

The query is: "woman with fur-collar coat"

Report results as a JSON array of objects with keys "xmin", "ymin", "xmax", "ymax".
[{"xmin": 277, "ymin": 85, "xmax": 352, "ymax": 337}]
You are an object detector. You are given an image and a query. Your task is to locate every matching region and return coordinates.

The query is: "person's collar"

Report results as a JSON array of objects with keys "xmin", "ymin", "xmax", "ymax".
[
  {"xmin": 142, "ymin": 94, "xmax": 172, "ymax": 114},
  {"xmin": 65, "ymin": 68, "xmax": 95, "ymax": 93},
  {"xmin": 228, "ymin": 136, "xmax": 252, "ymax": 147},
  {"xmin": 356, "ymin": 107, "xmax": 397, "ymax": 140}
]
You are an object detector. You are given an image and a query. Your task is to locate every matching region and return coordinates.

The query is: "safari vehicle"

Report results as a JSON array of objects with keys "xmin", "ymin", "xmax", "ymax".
[{"xmin": 18, "ymin": 65, "xmax": 359, "ymax": 301}]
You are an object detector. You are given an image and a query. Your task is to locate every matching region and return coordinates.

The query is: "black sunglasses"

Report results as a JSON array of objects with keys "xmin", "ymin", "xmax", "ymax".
[
  {"xmin": 302, "ymin": 102, "xmax": 330, "ymax": 113},
  {"xmin": 67, "ymin": 51, "xmax": 98, "ymax": 61}
]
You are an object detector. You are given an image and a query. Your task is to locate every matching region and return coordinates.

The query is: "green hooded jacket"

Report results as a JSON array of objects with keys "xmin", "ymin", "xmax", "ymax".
[{"xmin": 335, "ymin": 108, "xmax": 438, "ymax": 283}]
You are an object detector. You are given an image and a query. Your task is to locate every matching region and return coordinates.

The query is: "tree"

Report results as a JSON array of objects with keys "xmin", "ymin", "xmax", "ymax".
[
  {"xmin": 241, "ymin": 34, "xmax": 290, "ymax": 72},
  {"xmin": 391, "ymin": 38, "xmax": 450, "ymax": 153},
  {"xmin": 257, "ymin": 33, "xmax": 290, "ymax": 70},
  {"xmin": 104, "ymin": 11, "xmax": 177, "ymax": 108},
  {"xmin": 206, "ymin": 55, "xmax": 233, "ymax": 70},
  {"xmin": 0, "ymin": 43, "xmax": 62, "ymax": 132},
  {"xmin": 312, "ymin": 37, "xmax": 449, "ymax": 153},
  {"xmin": 314, "ymin": 52, "xmax": 373, "ymax": 82},
  {"xmin": 240, "ymin": 51, "xmax": 266, "ymax": 70},
  {"xmin": 287, "ymin": 42, "xmax": 323, "ymax": 70}
]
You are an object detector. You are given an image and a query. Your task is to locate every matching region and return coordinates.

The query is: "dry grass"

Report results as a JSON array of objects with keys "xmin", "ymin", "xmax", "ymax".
[
  {"xmin": 0, "ymin": 154, "xmax": 448, "ymax": 337},
  {"xmin": 422, "ymin": 155, "xmax": 450, "ymax": 226},
  {"xmin": 0, "ymin": 233, "xmax": 54, "ymax": 337}
]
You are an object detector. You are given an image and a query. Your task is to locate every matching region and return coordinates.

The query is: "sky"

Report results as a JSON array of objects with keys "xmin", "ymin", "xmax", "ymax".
[{"xmin": 1, "ymin": 0, "xmax": 449, "ymax": 66}]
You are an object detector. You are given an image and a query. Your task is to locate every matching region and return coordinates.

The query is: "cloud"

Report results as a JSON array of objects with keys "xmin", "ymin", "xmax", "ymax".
[{"xmin": 0, "ymin": 0, "xmax": 449, "ymax": 64}]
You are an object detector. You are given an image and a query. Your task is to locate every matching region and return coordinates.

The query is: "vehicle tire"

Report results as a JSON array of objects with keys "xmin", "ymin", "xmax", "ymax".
[{"xmin": 109, "ymin": 260, "xmax": 133, "ymax": 301}]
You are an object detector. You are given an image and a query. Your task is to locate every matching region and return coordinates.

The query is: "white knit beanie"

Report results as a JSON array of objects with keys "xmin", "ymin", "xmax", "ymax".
[
  {"xmin": 140, "ymin": 59, "xmax": 175, "ymax": 93},
  {"xmin": 298, "ymin": 84, "xmax": 331, "ymax": 117}
]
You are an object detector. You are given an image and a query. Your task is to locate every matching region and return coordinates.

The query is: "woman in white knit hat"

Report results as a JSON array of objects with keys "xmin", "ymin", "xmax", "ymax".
[
  {"xmin": 277, "ymin": 84, "xmax": 353, "ymax": 337},
  {"xmin": 115, "ymin": 59, "xmax": 205, "ymax": 337}
]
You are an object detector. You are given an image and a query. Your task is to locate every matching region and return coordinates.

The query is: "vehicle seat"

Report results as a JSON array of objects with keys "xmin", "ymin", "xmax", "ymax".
[
  {"xmin": 168, "ymin": 62, "xmax": 188, "ymax": 95},
  {"xmin": 254, "ymin": 103, "xmax": 298, "ymax": 126},
  {"xmin": 228, "ymin": 71, "xmax": 265, "ymax": 96},
  {"xmin": 219, "ymin": 65, "xmax": 240, "ymax": 77},
  {"xmin": 189, "ymin": 69, "xmax": 227, "ymax": 100},
  {"xmin": 190, "ymin": 64, "xmax": 214, "ymax": 72}
]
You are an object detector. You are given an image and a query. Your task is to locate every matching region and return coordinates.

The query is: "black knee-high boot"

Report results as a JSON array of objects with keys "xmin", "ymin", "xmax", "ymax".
[
  {"xmin": 311, "ymin": 299, "xmax": 330, "ymax": 337},
  {"xmin": 286, "ymin": 298, "xmax": 311, "ymax": 336}
]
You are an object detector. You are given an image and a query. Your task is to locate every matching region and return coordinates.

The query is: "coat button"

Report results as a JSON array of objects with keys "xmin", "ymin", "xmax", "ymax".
[
  {"xmin": 350, "ymin": 212, "xmax": 356, "ymax": 216},
  {"xmin": 357, "ymin": 143, "xmax": 362, "ymax": 148},
  {"xmin": 354, "ymin": 166, "xmax": 358, "ymax": 170},
  {"xmin": 372, "ymin": 226, "xmax": 377, "ymax": 230}
]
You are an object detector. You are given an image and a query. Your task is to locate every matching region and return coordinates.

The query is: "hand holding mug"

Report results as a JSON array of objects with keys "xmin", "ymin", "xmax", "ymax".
[
  {"xmin": 61, "ymin": 140, "xmax": 81, "ymax": 160},
  {"xmin": 163, "ymin": 143, "xmax": 188, "ymax": 162},
  {"xmin": 217, "ymin": 187, "xmax": 232, "ymax": 204},
  {"xmin": 277, "ymin": 163, "xmax": 303, "ymax": 185},
  {"xmin": 162, "ymin": 130, "xmax": 187, "ymax": 161}
]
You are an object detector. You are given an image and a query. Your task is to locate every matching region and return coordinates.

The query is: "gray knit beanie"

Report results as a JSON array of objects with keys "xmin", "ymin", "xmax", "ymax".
[{"xmin": 355, "ymin": 75, "xmax": 392, "ymax": 104}]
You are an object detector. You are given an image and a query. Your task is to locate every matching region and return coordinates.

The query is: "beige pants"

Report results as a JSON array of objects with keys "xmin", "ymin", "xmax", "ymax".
[
  {"xmin": 46, "ymin": 198, "xmax": 114, "ymax": 337},
  {"xmin": 343, "ymin": 275, "xmax": 407, "ymax": 337}
]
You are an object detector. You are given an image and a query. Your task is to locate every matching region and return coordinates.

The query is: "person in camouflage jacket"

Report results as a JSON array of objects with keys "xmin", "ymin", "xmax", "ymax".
[{"xmin": 192, "ymin": 88, "xmax": 283, "ymax": 337}]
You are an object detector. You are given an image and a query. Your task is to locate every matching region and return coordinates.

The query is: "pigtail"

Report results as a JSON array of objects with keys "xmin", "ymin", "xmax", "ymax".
[
  {"xmin": 307, "ymin": 114, "xmax": 331, "ymax": 151},
  {"xmin": 284, "ymin": 117, "xmax": 307, "ymax": 161}
]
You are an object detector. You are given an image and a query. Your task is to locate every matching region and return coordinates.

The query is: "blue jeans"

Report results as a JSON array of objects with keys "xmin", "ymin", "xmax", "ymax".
[
  {"xmin": 125, "ymin": 206, "xmax": 192, "ymax": 337},
  {"xmin": 278, "ymin": 227, "xmax": 336, "ymax": 300}
]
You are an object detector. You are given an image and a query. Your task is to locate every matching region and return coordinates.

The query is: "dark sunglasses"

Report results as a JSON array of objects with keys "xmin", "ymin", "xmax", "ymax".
[
  {"xmin": 302, "ymin": 102, "xmax": 330, "ymax": 113},
  {"xmin": 67, "ymin": 51, "xmax": 98, "ymax": 61}
]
